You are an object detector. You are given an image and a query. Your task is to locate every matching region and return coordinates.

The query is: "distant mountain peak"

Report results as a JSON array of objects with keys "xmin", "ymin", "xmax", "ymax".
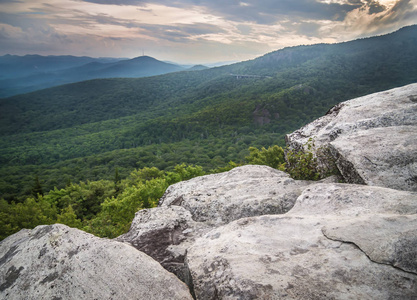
[
  {"xmin": 188, "ymin": 65, "xmax": 209, "ymax": 71},
  {"xmin": 130, "ymin": 55, "xmax": 158, "ymax": 61}
]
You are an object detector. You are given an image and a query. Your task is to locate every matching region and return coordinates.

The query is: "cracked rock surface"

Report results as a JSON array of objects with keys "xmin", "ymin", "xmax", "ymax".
[
  {"xmin": 286, "ymin": 83, "xmax": 417, "ymax": 191},
  {"xmin": 185, "ymin": 183, "xmax": 417, "ymax": 299},
  {"xmin": 0, "ymin": 224, "xmax": 193, "ymax": 300},
  {"xmin": 322, "ymin": 215, "xmax": 417, "ymax": 274}
]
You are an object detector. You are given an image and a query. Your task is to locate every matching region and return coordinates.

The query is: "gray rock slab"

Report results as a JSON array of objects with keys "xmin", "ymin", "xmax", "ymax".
[
  {"xmin": 286, "ymin": 83, "xmax": 417, "ymax": 191},
  {"xmin": 323, "ymin": 214, "xmax": 417, "ymax": 274},
  {"xmin": 185, "ymin": 183, "xmax": 417, "ymax": 299},
  {"xmin": 0, "ymin": 224, "xmax": 193, "ymax": 300},
  {"xmin": 159, "ymin": 165, "xmax": 312, "ymax": 225},
  {"xmin": 329, "ymin": 126, "xmax": 417, "ymax": 191},
  {"xmin": 186, "ymin": 215, "xmax": 417, "ymax": 300},
  {"xmin": 291, "ymin": 183, "xmax": 417, "ymax": 217},
  {"xmin": 291, "ymin": 183, "xmax": 417, "ymax": 273}
]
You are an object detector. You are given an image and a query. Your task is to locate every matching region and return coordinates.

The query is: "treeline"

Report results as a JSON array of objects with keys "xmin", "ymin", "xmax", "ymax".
[
  {"xmin": 0, "ymin": 133, "xmax": 285, "ymax": 202},
  {"xmin": 0, "ymin": 164, "xmax": 210, "ymax": 240}
]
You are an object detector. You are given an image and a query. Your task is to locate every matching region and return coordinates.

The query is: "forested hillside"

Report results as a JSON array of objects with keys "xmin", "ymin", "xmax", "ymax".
[{"xmin": 1, "ymin": 25, "xmax": 417, "ymax": 203}]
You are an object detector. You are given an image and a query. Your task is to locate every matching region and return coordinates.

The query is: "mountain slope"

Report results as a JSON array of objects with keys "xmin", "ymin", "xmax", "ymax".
[
  {"xmin": 0, "ymin": 55, "xmax": 184, "ymax": 97},
  {"xmin": 1, "ymin": 25, "xmax": 416, "ymax": 200},
  {"xmin": 0, "ymin": 54, "xmax": 115, "ymax": 79},
  {"xmin": 59, "ymin": 55, "xmax": 184, "ymax": 79}
]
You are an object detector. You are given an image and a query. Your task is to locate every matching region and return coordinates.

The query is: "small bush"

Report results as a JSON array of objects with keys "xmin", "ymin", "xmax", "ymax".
[
  {"xmin": 285, "ymin": 139, "xmax": 320, "ymax": 180},
  {"xmin": 285, "ymin": 138, "xmax": 340, "ymax": 180},
  {"xmin": 246, "ymin": 145, "xmax": 286, "ymax": 171}
]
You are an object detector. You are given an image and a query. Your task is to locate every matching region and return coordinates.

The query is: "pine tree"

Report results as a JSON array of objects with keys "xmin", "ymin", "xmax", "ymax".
[
  {"xmin": 114, "ymin": 168, "xmax": 121, "ymax": 194},
  {"xmin": 31, "ymin": 176, "xmax": 44, "ymax": 198}
]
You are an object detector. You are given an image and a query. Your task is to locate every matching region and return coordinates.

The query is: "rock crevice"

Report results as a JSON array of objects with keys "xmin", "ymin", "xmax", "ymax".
[{"xmin": 321, "ymin": 224, "xmax": 417, "ymax": 276}]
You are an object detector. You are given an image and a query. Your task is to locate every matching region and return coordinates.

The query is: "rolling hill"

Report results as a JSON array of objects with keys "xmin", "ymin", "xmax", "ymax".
[
  {"xmin": 1, "ymin": 25, "xmax": 416, "ymax": 201},
  {"xmin": 0, "ymin": 55, "xmax": 184, "ymax": 97}
]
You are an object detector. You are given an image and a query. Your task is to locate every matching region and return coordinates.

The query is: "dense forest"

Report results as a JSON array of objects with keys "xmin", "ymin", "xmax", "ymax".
[{"xmin": 1, "ymin": 25, "xmax": 417, "ymax": 240}]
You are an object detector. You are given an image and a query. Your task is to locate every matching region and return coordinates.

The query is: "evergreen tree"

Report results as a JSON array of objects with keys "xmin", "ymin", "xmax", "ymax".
[
  {"xmin": 32, "ymin": 176, "xmax": 44, "ymax": 198},
  {"xmin": 114, "ymin": 168, "xmax": 121, "ymax": 194}
]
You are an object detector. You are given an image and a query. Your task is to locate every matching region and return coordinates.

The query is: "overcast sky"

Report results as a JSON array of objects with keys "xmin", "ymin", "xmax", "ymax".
[{"xmin": 0, "ymin": 0, "xmax": 416, "ymax": 64}]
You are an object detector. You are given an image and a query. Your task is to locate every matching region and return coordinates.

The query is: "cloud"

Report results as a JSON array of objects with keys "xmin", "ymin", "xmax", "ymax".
[
  {"xmin": 81, "ymin": 0, "xmax": 363, "ymax": 24},
  {"xmin": 0, "ymin": 19, "xmax": 73, "ymax": 55},
  {"xmin": 137, "ymin": 23, "xmax": 225, "ymax": 43},
  {"xmin": 296, "ymin": 21, "xmax": 322, "ymax": 37},
  {"xmin": 366, "ymin": 0, "xmax": 386, "ymax": 14},
  {"xmin": 378, "ymin": 0, "xmax": 417, "ymax": 22},
  {"xmin": 0, "ymin": 0, "xmax": 24, "ymax": 3},
  {"xmin": 319, "ymin": 0, "xmax": 417, "ymax": 41}
]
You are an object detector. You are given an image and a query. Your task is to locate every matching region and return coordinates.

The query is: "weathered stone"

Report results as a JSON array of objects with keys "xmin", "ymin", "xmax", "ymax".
[
  {"xmin": 291, "ymin": 183, "xmax": 417, "ymax": 217},
  {"xmin": 292, "ymin": 183, "xmax": 417, "ymax": 274},
  {"xmin": 159, "ymin": 165, "xmax": 313, "ymax": 225},
  {"xmin": 185, "ymin": 183, "xmax": 417, "ymax": 299},
  {"xmin": 323, "ymin": 215, "xmax": 417, "ymax": 274},
  {"xmin": 286, "ymin": 83, "xmax": 417, "ymax": 191},
  {"xmin": 0, "ymin": 224, "xmax": 193, "ymax": 300},
  {"xmin": 186, "ymin": 215, "xmax": 417, "ymax": 300},
  {"xmin": 329, "ymin": 126, "xmax": 417, "ymax": 191}
]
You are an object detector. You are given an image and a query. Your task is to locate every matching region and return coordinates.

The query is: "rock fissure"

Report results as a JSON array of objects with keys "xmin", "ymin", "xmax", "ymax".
[
  {"xmin": 322, "ymin": 230, "xmax": 417, "ymax": 275},
  {"xmin": 363, "ymin": 156, "xmax": 378, "ymax": 166},
  {"xmin": 321, "ymin": 229, "xmax": 417, "ymax": 276}
]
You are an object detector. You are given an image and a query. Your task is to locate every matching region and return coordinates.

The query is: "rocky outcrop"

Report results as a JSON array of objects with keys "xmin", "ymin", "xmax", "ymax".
[
  {"xmin": 186, "ymin": 183, "xmax": 417, "ymax": 299},
  {"xmin": 0, "ymin": 224, "xmax": 193, "ymax": 300},
  {"xmin": 120, "ymin": 85, "xmax": 417, "ymax": 299},
  {"xmin": 286, "ymin": 83, "xmax": 417, "ymax": 191},
  {"xmin": 119, "ymin": 165, "xmax": 322, "ymax": 281},
  {"xmin": 290, "ymin": 182, "xmax": 417, "ymax": 216}
]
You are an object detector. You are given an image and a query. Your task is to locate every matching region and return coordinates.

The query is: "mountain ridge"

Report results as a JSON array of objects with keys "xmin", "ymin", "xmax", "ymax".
[{"xmin": 0, "ymin": 55, "xmax": 184, "ymax": 97}]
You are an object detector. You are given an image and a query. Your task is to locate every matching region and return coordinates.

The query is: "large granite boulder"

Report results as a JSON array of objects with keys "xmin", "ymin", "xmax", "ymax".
[
  {"xmin": 159, "ymin": 165, "xmax": 313, "ymax": 225},
  {"xmin": 0, "ymin": 224, "xmax": 193, "ymax": 300},
  {"xmin": 286, "ymin": 83, "xmax": 417, "ymax": 191},
  {"xmin": 185, "ymin": 183, "xmax": 417, "ymax": 299}
]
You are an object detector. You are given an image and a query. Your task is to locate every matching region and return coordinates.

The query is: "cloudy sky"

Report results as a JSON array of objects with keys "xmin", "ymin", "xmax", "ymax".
[{"xmin": 0, "ymin": 0, "xmax": 416, "ymax": 64}]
